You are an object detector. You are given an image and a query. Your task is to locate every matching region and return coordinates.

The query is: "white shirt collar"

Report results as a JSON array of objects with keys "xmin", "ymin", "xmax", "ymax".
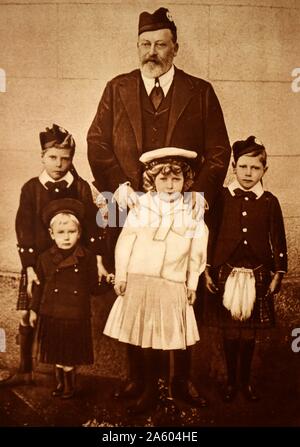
[
  {"xmin": 39, "ymin": 170, "xmax": 74, "ymax": 189},
  {"xmin": 228, "ymin": 179, "xmax": 264, "ymax": 199},
  {"xmin": 141, "ymin": 65, "xmax": 175, "ymax": 96}
]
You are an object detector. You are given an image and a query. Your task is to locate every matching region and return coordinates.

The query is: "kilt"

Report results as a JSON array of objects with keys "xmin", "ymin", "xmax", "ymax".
[{"xmin": 17, "ymin": 269, "xmax": 30, "ymax": 310}]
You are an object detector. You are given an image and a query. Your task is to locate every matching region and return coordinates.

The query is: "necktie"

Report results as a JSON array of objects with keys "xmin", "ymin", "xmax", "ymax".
[
  {"xmin": 233, "ymin": 188, "xmax": 257, "ymax": 200},
  {"xmin": 149, "ymin": 77, "xmax": 164, "ymax": 110},
  {"xmin": 45, "ymin": 180, "xmax": 68, "ymax": 193}
]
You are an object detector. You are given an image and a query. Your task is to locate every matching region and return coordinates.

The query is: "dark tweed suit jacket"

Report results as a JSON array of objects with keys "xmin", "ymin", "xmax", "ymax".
[{"xmin": 87, "ymin": 67, "xmax": 231, "ymax": 208}]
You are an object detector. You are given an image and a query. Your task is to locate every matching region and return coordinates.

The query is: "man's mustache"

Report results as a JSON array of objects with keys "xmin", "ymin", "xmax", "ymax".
[{"xmin": 143, "ymin": 56, "xmax": 161, "ymax": 65}]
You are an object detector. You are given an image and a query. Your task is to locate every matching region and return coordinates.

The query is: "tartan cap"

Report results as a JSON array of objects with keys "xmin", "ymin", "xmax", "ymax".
[
  {"xmin": 232, "ymin": 135, "xmax": 265, "ymax": 163},
  {"xmin": 40, "ymin": 124, "xmax": 75, "ymax": 152},
  {"xmin": 138, "ymin": 7, "xmax": 177, "ymax": 40}
]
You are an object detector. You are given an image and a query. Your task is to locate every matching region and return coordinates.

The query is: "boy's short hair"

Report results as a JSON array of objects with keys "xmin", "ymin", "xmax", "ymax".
[
  {"xmin": 49, "ymin": 212, "xmax": 81, "ymax": 230},
  {"xmin": 232, "ymin": 135, "xmax": 267, "ymax": 167},
  {"xmin": 142, "ymin": 158, "xmax": 194, "ymax": 192},
  {"xmin": 40, "ymin": 124, "xmax": 75, "ymax": 156}
]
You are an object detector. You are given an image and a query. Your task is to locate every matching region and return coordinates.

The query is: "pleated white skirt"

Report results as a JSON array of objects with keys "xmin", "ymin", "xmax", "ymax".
[{"xmin": 104, "ymin": 273, "xmax": 200, "ymax": 350}]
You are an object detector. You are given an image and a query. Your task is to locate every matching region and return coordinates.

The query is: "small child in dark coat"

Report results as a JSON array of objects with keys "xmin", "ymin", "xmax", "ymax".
[
  {"xmin": 205, "ymin": 136, "xmax": 287, "ymax": 402},
  {"xmin": 30, "ymin": 198, "xmax": 99, "ymax": 399}
]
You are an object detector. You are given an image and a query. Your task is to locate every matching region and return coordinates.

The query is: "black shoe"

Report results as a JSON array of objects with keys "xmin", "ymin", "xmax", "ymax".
[
  {"xmin": 61, "ymin": 389, "xmax": 75, "ymax": 399},
  {"xmin": 52, "ymin": 367, "xmax": 64, "ymax": 397},
  {"xmin": 222, "ymin": 384, "xmax": 237, "ymax": 403},
  {"xmin": 52, "ymin": 386, "xmax": 64, "ymax": 397},
  {"xmin": 242, "ymin": 384, "xmax": 260, "ymax": 402},
  {"xmin": 114, "ymin": 380, "xmax": 144, "ymax": 399},
  {"xmin": 172, "ymin": 380, "xmax": 208, "ymax": 408}
]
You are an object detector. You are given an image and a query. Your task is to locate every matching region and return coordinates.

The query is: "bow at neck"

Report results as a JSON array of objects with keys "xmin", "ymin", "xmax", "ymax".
[
  {"xmin": 45, "ymin": 180, "xmax": 68, "ymax": 192},
  {"xmin": 233, "ymin": 188, "xmax": 257, "ymax": 200}
]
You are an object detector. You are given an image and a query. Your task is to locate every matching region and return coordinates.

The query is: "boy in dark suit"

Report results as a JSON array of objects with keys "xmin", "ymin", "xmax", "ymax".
[
  {"xmin": 1, "ymin": 124, "xmax": 107, "ymax": 387},
  {"xmin": 205, "ymin": 136, "xmax": 287, "ymax": 402}
]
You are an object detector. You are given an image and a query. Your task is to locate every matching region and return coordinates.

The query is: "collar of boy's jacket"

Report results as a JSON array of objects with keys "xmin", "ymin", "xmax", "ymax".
[
  {"xmin": 49, "ymin": 244, "xmax": 85, "ymax": 267},
  {"xmin": 228, "ymin": 179, "xmax": 264, "ymax": 199},
  {"xmin": 39, "ymin": 170, "xmax": 74, "ymax": 189}
]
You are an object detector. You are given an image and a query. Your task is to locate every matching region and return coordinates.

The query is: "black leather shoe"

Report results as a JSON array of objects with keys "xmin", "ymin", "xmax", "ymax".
[
  {"xmin": 172, "ymin": 380, "xmax": 208, "ymax": 408},
  {"xmin": 222, "ymin": 384, "xmax": 237, "ymax": 403},
  {"xmin": 52, "ymin": 386, "xmax": 64, "ymax": 397},
  {"xmin": 52, "ymin": 381, "xmax": 64, "ymax": 397},
  {"xmin": 52, "ymin": 367, "xmax": 64, "ymax": 397},
  {"xmin": 114, "ymin": 380, "xmax": 144, "ymax": 399},
  {"xmin": 242, "ymin": 384, "xmax": 260, "ymax": 402},
  {"xmin": 61, "ymin": 389, "xmax": 75, "ymax": 399}
]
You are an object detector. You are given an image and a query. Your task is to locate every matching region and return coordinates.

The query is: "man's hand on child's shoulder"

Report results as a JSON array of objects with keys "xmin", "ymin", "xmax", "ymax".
[{"xmin": 113, "ymin": 183, "xmax": 140, "ymax": 213}]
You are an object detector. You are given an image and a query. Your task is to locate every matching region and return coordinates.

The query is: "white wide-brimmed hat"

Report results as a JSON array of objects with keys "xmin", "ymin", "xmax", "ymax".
[{"xmin": 139, "ymin": 147, "xmax": 197, "ymax": 164}]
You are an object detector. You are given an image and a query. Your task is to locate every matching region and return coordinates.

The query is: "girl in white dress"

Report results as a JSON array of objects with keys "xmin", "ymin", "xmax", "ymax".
[{"xmin": 104, "ymin": 147, "xmax": 208, "ymax": 413}]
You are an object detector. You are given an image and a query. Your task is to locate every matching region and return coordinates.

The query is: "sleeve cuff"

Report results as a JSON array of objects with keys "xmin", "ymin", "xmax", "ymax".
[
  {"xmin": 187, "ymin": 271, "xmax": 200, "ymax": 291},
  {"xmin": 87, "ymin": 235, "xmax": 104, "ymax": 254},
  {"xmin": 18, "ymin": 246, "xmax": 37, "ymax": 268}
]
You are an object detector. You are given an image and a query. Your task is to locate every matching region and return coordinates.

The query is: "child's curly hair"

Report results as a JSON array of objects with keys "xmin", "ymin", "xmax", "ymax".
[{"xmin": 142, "ymin": 157, "xmax": 195, "ymax": 192}]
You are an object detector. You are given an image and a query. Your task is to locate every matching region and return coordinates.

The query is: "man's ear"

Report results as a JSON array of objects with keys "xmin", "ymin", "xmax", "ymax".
[
  {"xmin": 264, "ymin": 166, "xmax": 268, "ymax": 174},
  {"xmin": 174, "ymin": 42, "xmax": 179, "ymax": 57},
  {"xmin": 49, "ymin": 227, "xmax": 55, "ymax": 240},
  {"xmin": 232, "ymin": 161, "xmax": 236, "ymax": 173}
]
